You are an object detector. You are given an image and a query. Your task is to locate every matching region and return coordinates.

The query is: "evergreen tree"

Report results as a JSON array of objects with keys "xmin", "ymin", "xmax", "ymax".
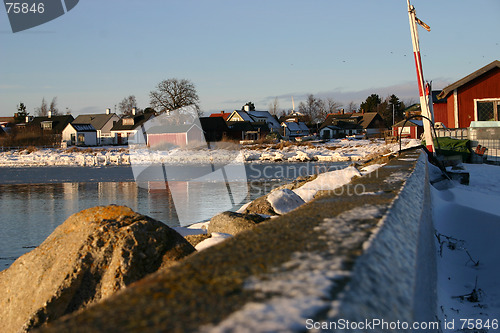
[
  {"xmin": 360, "ymin": 94, "xmax": 381, "ymax": 112},
  {"xmin": 14, "ymin": 102, "xmax": 29, "ymax": 123}
]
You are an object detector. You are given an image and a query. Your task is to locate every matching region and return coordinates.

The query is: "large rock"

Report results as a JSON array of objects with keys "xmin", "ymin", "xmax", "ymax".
[
  {"xmin": 207, "ymin": 211, "xmax": 266, "ymax": 235},
  {"xmin": 267, "ymin": 188, "xmax": 305, "ymax": 215},
  {"xmin": 0, "ymin": 205, "xmax": 195, "ymax": 333},
  {"xmin": 241, "ymin": 194, "xmax": 277, "ymax": 215},
  {"xmin": 241, "ymin": 177, "xmax": 315, "ymax": 216}
]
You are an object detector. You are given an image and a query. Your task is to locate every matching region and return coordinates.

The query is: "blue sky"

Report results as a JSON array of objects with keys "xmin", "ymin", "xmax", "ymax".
[{"xmin": 1, "ymin": 0, "xmax": 499, "ymax": 117}]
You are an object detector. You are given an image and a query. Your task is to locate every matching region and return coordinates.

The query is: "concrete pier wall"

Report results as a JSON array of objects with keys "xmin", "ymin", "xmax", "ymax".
[
  {"xmin": 38, "ymin": 150, "xmax": 437, "ymax": 333},
  {"xmin": 331, "ymin": 151, "xmax": 437, "ymax": 331}
]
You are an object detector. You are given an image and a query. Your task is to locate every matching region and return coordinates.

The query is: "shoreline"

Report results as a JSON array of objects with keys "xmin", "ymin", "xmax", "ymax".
[{"xmin": 0, "ymin": 139, "xmax": 418, "ymax": 169}]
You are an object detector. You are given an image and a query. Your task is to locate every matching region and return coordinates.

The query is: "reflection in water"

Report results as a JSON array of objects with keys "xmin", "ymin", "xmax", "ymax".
[
  {"xmin": 0, "ymin": 180, "xmax": 284, "ymax": 270},
  {"xmin": 0, "ymin": 161, "xmax": 348, "ymax": 270}
]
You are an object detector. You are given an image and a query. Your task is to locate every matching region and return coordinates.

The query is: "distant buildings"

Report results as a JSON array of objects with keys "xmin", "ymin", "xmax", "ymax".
[
  {"xmin": 62, "ymin": 123, "xmax": 97, "ymax": 146},
  {"xmin": 72, "ymin": 111, "xmax": 120, "ymax": 145},
  {"xmin": 30, "ymin": 114, "xmax": 74, "ymax": 134},
  {"xmin": 392, "ymin": 119, "xmax": 423, "ymax": 139},
  {"xmin": 319, "ymin": 111, "xmax": 387, "ymax": 139},
  {"xmin": 110, "ymin": 112, "xmax": 155, "ymax": 145},
  {"xmin": 281, "ymin": 121, "xmax": 310, "ymax": 140}
]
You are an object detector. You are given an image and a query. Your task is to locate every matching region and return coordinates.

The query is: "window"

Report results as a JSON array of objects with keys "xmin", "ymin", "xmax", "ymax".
[
  {"xmin": 476, "ymin": 99, "xmax": 500, "ymax": 121},
  {"xmin": 41, "ymin": 121, "xmax": 52, "ymax": 130},
  {"xmin": 77, "ymin": 133, "xmax": 85, "ymax": 144}
]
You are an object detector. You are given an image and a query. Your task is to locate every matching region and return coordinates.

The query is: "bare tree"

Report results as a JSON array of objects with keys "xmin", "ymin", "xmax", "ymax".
[
  {"xmin": 35, "ymin": 97, "xmax": 59, "ymax": 116},
  {"xmin": 298, "ymin": 94, "xmax": 330, "ymax": 124},
  {"xmin": 150, "ymin": 78, "xmax": 200, "ymax": 115},
  {"xmin": 119, "ymin": 95, "xmax": 139, "ymax": 116},
  {"xmin": 346, "ymin": 101, "xmax": 358, "ymax": 113},
  {"xmin": 49, "ymin": 97, "xmax": 59, "ymax": 115},
  {"xmin": 326, "ymin": 97, "xmax": 343, "ymax": 114},
  {"xmin": 403, "ymin": 97, "xmax": 418, "ymax": 107},
  {"xmin": 35, "ymin": 98, "xmax": 48, "ymax": 116},
  {"xmin": 268, "ymin": 97, "xmax": 280, "ymax": 115}
]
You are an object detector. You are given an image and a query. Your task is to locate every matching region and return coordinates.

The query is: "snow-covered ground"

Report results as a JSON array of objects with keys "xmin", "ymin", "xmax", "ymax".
[
  {"xmin": 0, "ymin": 139, "xmax": 420, "ymax": 167},
  {"xmin": 432, "ymin": 163, "xmax": 500, "ymax": 332}
]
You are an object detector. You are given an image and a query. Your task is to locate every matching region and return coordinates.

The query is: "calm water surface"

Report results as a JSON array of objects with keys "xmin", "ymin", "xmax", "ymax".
[{"xmin": 0, "ymin": 162, "xmax": 347, "ymax": 270}]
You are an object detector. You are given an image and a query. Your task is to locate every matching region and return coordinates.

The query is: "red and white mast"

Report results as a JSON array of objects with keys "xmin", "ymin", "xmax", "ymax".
[{"xmin": 407, "ymin": 0, "xmax": 435, "ymax": 153}]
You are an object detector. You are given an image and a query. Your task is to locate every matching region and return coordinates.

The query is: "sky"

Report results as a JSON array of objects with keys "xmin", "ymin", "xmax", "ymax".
[{"xmin": 1, "ymin": 0, "xmax": 499, "ymax": 118}]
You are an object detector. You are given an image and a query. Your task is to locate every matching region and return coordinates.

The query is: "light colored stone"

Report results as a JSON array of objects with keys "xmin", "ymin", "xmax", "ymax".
[
  {"xmin": 267, "ymin": 188, "xmax": 305, "ymax": 215},
  {"xmin": 0, "ymin": 205, "xmax": 195, "ymax": 333},
  {"xmin": 207, "ymin": 211, "xmax": 266, "ymax": 235}
]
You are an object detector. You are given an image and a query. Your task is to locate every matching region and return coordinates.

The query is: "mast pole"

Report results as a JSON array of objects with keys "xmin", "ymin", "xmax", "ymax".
[{"xmin": 407, "ymin": 0, "xmax": 435, "ymax": 153}]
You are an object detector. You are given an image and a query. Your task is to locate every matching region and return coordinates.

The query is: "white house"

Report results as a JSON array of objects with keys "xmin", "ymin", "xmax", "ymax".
[
  {"xmin": 72, "ymin": 111, "xmax": 120, "ymax": 145},
  {"xmin": 110, "ymin": 112, "xmax": 155, "ymax": 145},
  {"xmin": 62, "ymin": 123, "xmax": 97, "ymax": 146},
  {"xmin": 281, "ymin": 121, "xmax": 310, "ymax": 139},
  {"xmin": 226, "ymin": 110, "xmax": 281, "ymax": 132},
  {"xmin": 319, "ymin": 125, "xmax": 344, "ymax": 139}
]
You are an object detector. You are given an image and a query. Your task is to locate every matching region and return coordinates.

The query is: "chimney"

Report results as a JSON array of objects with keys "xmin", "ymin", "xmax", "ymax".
[
  {"xmin": 48, "ymin": 110, "xmax": 52, "ymax": 118},
  {"xmin": 221, "ymin": 111, "xmax": 224, "ymax": 114},
  {"xmin": 244, "ymin": 105, "xmax": 250, "ymax": 112},
  {"xmin": 132, "ymin": 107, "xmax": 136, "ymax": 116},
  {"xmin": 25, "ymin": 116, "xmax": 29, "ymax": 123},
  {"xmin": 341, "ymin": 109, "xmax": 344, "ymax": 115},
  {"xmin": 106, "ymin": 108, "xmax": 110, "ymax": 115}
]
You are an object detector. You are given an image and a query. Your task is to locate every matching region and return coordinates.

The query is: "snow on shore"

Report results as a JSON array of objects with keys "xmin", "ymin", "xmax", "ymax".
[
  {"xmin": 432, "ymin": 163, "xmax": 500, "ymax": 331},
  {"xmin": 0, "ymin": 139, "xmax": 420, "ymax": 167}
]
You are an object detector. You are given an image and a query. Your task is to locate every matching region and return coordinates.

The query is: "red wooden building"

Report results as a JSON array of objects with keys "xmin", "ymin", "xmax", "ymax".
[
  {"xmin": 435, "ymin": 60, "xmax": 500, "ymax": 128},
  {"xmin": 392, "ymin": 119, "xmax": 424, "ymax": 139},
  {"xmin": 147, "ymin": 124, "xmax": 205, "ymax": 148}
]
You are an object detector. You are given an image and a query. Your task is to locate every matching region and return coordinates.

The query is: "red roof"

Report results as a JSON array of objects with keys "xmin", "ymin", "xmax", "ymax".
[
  {"xmin": 209, "ymin": 112, "xmax": 231, "ymax": 120},
  {"xmin": 0, "ymin": 117, "xmax": 15, "ymax": 123}
]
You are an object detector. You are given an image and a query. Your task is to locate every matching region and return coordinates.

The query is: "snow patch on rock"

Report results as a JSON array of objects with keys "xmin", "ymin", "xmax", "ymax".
[{"xmin": 267, "ymin": 189, "xmax": 305, "ymax": 215}]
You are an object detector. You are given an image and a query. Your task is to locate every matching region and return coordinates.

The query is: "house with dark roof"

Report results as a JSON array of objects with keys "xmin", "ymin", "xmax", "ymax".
[
  {"xmin": 30, "ymin": 115, "xmax": 74, "ymax": 134},
  {"xmin": 226, "ymin": 110, "xmax": 281, "ymax": 132},
  {"xmin": 320, "ymin": 113, "xmax": 362, "ymax": 139},
  {"xmin": 199, "ymin": 117, "xmax": 230, "ymax": 142},
  {"xmin": 0, "ymin": 116, "xmax": 15, "ymax": 126},
  {"xmin": 0, "ymin": 117, "xmax": 15, "ymax": 135},
  {"xmin": 435, "ymin": 60, "xmax": 500, "ymax": 128},
  {"xmin": 357, "ymin": 112, "xmax": 387, "ymax": 137},
  {"xmin": 319, "ymin": 112, "xmax": 386, "ymax": 139},
  {"xmin": 72, "ymin": 112, "xmax": 120, "ymax": 145},
  {"xmin": 278, "ymin": 111, "xmax": 311, "ymax": 124},
  {"xmin": 225, "ymin": 121, "xmax": 268, "ymax": 142},
  {"xmin": 62, "ymin": 123, "xmax": 98, "ymax": 146},
  {"xmin": 110, "ymin": 112, "xmax": 155, "ymax": 145},
  {"xmin": 281, "ymin": 121, "xmax": 310, "ymax": 140}
]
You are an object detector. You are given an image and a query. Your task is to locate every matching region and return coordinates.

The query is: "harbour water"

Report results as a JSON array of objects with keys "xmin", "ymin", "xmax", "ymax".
[{"xmin": 0, "ymin": 162, "xmax": 347, "ymax": 270}]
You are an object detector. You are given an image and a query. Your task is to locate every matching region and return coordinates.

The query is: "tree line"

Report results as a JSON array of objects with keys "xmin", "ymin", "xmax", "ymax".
[
  {"xmin": 19, "ymin": 79, "xmax": 414, "ymax": 128},
  {"xmin": 269, "ymin": 93, "xmax": 415, "ymax": 127},
  {"xmin": 15, "ymin": 78, "xmax": 200, "ymax": 121}
]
